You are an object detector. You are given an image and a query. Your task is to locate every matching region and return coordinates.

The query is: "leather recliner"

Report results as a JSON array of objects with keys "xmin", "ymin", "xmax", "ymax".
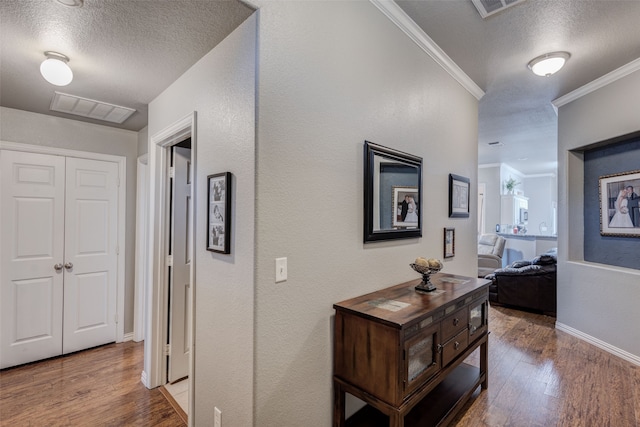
[{"xmin": 477, "ymin": 234, "xmax": 506, "ymax": 278}]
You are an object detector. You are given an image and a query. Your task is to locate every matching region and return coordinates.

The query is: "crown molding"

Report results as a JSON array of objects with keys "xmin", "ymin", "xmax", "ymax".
[
  {"xmin": 478, "ymin": 163, "xmax": 501, "ymax": 169},
  {"xmin": 552, "ymin": 57, "xmax": 640, "ymax": 109},
  {"xmin": 370, "ymin": 0, "xmax": 485, "ymax": 100}
]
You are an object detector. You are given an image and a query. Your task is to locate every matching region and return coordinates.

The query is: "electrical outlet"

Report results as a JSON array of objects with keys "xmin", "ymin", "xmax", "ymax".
[
  {"xmin": 275, "ymin": 257, "xmax": 287, "ymax": 283},
  {"xmin": 214, "ymin": 407, "xmax": 221, "ymax": 427}
]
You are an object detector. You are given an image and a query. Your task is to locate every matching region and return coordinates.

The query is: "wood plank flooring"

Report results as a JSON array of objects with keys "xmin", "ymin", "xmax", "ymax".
[
  {"xmin": 453, "ymin": 305, "xmax": 640, "ymax": 427},
  {"xmin": 1, "ymin": 307, "xmax": 639, "ymax": 426},
  {"xmin": 0, "ymin": 341, "xmax": 185, "ymax": 427}
]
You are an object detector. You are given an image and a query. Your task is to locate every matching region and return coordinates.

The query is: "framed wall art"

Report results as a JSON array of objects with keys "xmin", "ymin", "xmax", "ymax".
[
  {"xmin": 363, "ymin": 141, "xmax": 422, "ymax": 242},
  {"xmin": 449, "ymin": 173, "xmax": 470, "ymax": 218},
  {"xmin": 444, "ymin": 227, "xmax": 455, "ymax": 258},
  {"xmin": 207, "ymin": 172, "xmax": 232, "ymax": 253},
  {"xmin": 599, "ymin": 169, "xmax": 640, "ymax": 237}
]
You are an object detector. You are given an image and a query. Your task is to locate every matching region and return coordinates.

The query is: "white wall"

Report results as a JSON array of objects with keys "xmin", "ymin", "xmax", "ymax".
[
  {"xmin": 479, "ymin": 165, "xmax": 501, "ymax": 233},
  {"xmin": 137, "ymin": 126, "xmax": 148, "ymax": 157},
  {"xmin": 557, "ymin": 68, "xmax": 640, "ymax": 360},
  {"xmin": 253, "ymin": 2, "xmax": 479, "ymax": 425},
  {"xmin": 0, "ymin": 106, "xmax": 139, "ymax": 333},
  {"xmin": 523, "ymin": 174, "xmax": 556, "ymax": 235},
  {"xmin": 147, "ymin": 14, "xmax": 256, "ymax": 427}
]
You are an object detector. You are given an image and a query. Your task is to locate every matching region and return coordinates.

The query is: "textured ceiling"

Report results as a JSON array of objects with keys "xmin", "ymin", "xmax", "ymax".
[
  {"xmin": 0, "ymin": 0, "xmax": 255, "ymax": 131},
  {"xmin": 2, "ymin": 1, "xmax": 640, "ymax": 174},
  {"xmin": 398, "ymin": 0, "xmax": 640, "ymax": 175}
]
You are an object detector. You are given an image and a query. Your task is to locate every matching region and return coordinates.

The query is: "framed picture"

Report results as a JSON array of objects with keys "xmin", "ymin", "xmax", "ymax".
[
  {"xmin": 444, "ymin": 227, "xmax": 455, "ymax": 258},
  {"xmin": 363, "ymin": 141, "xmax": 422, "ymax": 242},
  {"xmin": 392, "ymin": 186, "xmax": 419, "ymax": 228},
  {"xmin": 207, "ymin": 172, "xmax": 232, "ymax": 253},
  {"xmin": 599, "ymin": 170, "xmax": 640, "ymax": 237},
  {"xmin": 449, "ymin": 174, "xmax": 470, "ymax": 218}
]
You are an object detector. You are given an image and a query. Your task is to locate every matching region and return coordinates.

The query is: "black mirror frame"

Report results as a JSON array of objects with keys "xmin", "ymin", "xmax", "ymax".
[{"xmin": 363, "ymin": 141, "xmax": 423, "ymax": 243}]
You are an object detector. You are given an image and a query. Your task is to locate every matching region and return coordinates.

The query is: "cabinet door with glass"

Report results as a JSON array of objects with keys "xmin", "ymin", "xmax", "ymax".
[
  {"xmin": 403, "ymin": 322, "xmax": 440, "ymax": 396},
  {"xmin": 468, "ymin": 299, "xmax": 488, "ymax": 340}
]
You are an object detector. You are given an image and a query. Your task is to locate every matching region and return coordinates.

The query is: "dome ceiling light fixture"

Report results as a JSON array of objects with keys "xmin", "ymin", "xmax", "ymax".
[
  {"xmin": 527, "ymin": 51, "xmax": 571, "ymax": 77},
  {"xmin": 40, "ymin": 51, "xmax": 73, "ymax": 86},
  {"xmin": 54, "ymin": 0, "xmax": 84, "ymax": 7}
]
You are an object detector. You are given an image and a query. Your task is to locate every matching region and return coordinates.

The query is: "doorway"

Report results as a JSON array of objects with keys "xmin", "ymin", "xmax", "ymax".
[{"xmin": 145, "ymin": 112, "xmax": 197, "ymax": 423}]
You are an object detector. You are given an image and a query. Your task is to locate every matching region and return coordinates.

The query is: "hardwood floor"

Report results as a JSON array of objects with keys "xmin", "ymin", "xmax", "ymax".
[
  {"xmin": 0, "ymin": 341, "xmax": 185, "ymax": 427},
  {"xmin": 453, "ymin": 305, "xmax": 640, "ymax": 427},
  {"xmin": 2, "ymin": 307, "xmax": 639, "ymax": 426}
]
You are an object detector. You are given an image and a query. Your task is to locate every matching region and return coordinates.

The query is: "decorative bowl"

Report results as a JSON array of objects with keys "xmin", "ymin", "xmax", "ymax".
[{"xmin": 410, "ymin": 263, "xmax": 441, "ymax": 292}]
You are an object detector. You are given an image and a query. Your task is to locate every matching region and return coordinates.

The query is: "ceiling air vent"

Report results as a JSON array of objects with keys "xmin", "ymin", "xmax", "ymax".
[
  {"xmin": 50, "ymin": 92, "xmax": 136, "ymax": 124},
  {"xmin": 471, "ymin": 0, "xmax": 525, "ymax": 18}
]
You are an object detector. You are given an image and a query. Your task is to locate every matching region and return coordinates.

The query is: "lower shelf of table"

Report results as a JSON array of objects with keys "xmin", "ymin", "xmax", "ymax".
[{"xmin": 345, "ymin": 362, "xmax": 483, "ymax": 427}]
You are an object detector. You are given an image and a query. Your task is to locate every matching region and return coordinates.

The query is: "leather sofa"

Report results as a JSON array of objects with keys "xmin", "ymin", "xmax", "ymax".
[{"xmin": 485, "ymin": 252, "xmax": 557, "ymax": 316}]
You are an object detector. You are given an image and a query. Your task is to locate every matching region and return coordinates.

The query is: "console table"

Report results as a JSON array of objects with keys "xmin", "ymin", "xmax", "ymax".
[{"xmin": 333, "ymin": 273, "xmax": 490, "ymax": 427}]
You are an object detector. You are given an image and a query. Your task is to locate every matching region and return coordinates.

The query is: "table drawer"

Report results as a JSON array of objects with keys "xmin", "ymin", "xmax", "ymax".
[
  {"xmin": 442, "ymin": 308, "xmax": 468, "ymax": 342},
  {"xmin": 441, "ymin": 329, "xmax": 469, "ymax": 366}
]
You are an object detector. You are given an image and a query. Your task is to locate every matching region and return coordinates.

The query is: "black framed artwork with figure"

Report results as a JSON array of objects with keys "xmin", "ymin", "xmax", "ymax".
[{"xmin": 207, "ymin": 172, "xmax": 232, "ymax": 253}]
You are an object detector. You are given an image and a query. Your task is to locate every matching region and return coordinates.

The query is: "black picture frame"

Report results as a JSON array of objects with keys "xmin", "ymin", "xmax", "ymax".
[
  {"xmin": 449, "ymin": 173, "xmax": 470, "ymax": 218},
  {"xmin": 444, "ymin": 227, "xmax": 455, "ymax": 258},
  {"xmin": 363, "ymin": 141, "xmax": 423, "ymax": 242},
  {"xmin": 207, "ymin": 172, "xmax": 231, "ymax": 253}
]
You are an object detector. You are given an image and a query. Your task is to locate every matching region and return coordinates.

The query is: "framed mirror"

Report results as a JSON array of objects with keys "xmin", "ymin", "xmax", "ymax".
[{"xmin": 364, "ymin": 141, "xmax": 423, "ymax": 242}]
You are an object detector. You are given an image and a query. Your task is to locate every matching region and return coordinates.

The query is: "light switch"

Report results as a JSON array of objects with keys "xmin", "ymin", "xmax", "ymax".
[{"xmin": 275, "ymin": 257, "xmax": 287, "ymax": 283}]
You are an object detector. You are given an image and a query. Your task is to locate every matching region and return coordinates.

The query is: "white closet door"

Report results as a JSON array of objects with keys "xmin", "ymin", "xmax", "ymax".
[
  {"xmin": 62, "ymin": 157, "xmax": 119, "ymax": 354},
  {"xmin": 0, "ymin": 151, "xmax": 65, "ymax": 369}
]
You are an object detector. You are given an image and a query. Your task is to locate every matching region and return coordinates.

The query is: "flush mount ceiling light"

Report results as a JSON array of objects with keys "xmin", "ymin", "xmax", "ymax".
[
  {"xmin": 527, "ymin": 51, "xmax": 571, "ymax": 77},
  {"xmin": 55, "ymin": 0, "xmax": 84, "ymax": 7},
  {"xmin": 40, "ymin": 51, "xmax": 73, "ymax": 86}
]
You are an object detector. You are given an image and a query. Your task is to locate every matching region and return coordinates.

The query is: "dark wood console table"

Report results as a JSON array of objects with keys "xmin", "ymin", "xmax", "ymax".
[{"xmin": 333, "ymin": 273, "xmax": 490, "ymax": 427}]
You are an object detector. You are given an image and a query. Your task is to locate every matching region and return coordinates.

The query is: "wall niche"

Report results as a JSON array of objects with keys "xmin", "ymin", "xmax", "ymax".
[{"xmin": 582, "ymin": 131, "xmax": 640, "ymax": 270}]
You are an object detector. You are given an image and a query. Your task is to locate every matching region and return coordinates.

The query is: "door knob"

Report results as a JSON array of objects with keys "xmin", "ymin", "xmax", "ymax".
[
  {"xmin": 64, "ymin": 262, "xmax": 73, "ymax": 270},
  {"xmin": 54, "ymin": 263, "xmax": 64, "ymax": 272}
]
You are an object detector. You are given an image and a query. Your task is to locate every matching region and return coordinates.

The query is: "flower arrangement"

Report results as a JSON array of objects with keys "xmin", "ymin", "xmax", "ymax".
[{"xmin": 505, "ymin": 178, "xmax": 521, "ymax": 193}]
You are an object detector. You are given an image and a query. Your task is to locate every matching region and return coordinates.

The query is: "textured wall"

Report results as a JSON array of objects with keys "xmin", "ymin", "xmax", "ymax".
[
  {"xmin": 557, "ymin": 68, "xmax": 640, "ymax": 360},
  {"xmin": 137, "ymin": 126, "xmax": 148, "ymax": 157},
  {"xmin": 0, "ymin": 107, "xmax": 138, "ymax": 334},
  {"xmin": 253, "ymin": 2, "xmax": 479, "ymax": 425},
  {"xmin": 147, "ymin": 14, "xmax": 256, "ymax": 427}
]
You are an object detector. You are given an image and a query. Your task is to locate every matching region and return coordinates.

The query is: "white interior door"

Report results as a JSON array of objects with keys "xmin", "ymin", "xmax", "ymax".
[
  {"xmin": 168, "ymin": 146, "xmax": 192, "ymax": 382},
  {"xmin": 0, "ymin": 151, "xmax": 65, "ymax": 369},
  {"xmin": 62, "ymin": 157, "xmax": 119, "ymax": 354}
]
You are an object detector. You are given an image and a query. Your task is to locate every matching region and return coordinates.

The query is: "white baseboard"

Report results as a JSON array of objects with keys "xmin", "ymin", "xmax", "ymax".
[
  {"xmin": 123, "ymin": 332, "xmax": 134, "ymax": 342},
  {"xmin": 556, "ymin": 322, "xmax": 640, "ymax": 367}
]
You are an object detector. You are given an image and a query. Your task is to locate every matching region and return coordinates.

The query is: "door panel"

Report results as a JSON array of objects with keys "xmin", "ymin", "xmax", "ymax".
[
  {"xmin": 1, "ymin": 151, "xmax": 65, "ymax": 368},
  {"xmin": 169, "ymin": 146, "xmax": 191, "ymax": 382},
  {"xmin": 62, "ymin": 157, "xmax": 118, "ymax": 354}
]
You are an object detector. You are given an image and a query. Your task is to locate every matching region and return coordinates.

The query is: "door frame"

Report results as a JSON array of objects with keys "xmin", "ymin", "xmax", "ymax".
[
  {"xmin": 0, "ymin": 141, "xmax": 127, "ymax": 342},
  {"xmin": 134, "ymin": 154, "xmax": 149, "ymax": 342},
  {"xmin": 145, "ymin": 112, "xmax": 196, "ymax": 421}
]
